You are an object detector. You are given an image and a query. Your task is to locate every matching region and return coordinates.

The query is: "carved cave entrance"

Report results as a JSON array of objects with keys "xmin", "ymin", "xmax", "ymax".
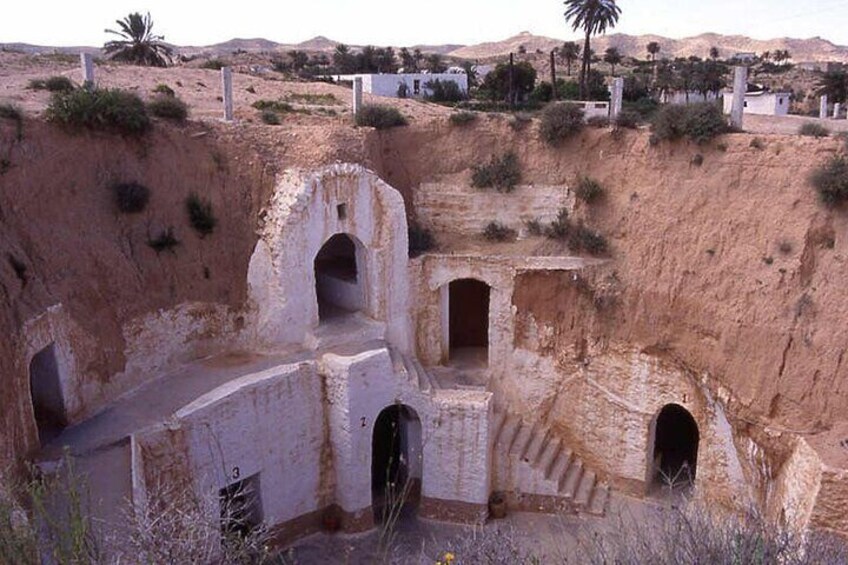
[
  {"xmin": 371, "ymin": 404, "xmax": 421, "ymax": 524},
  {"xmin": 29, "ymin": 344, "xmax": 67, "ymax": 447},
  {"xmin": 448, "ymin": 278, "xmax": 490, "ymax": 367},
  {"xmin": 650, "ymin": 404, "xmax": 699, "ymax": 489},
  {"xmin": 314, "ymin": 233, "xmax": 365, "ymax": 322}
]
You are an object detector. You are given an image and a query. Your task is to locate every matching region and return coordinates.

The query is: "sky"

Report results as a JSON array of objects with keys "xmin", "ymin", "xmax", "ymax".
[{"xmin": 2, "ymin": 0, "xmax": 848, "ymax": 47}]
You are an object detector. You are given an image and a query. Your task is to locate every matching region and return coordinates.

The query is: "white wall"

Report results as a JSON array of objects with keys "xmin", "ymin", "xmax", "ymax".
[
  {"xmin": 337, "ymin": 73, "xmax": 469, "ymax": 99},
  {"xmin": 722, "ymin": 92, "xmax": 791, "ymax": 116}
]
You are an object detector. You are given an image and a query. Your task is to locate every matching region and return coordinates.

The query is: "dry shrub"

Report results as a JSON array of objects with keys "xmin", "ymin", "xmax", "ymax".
[
  {"xmin": 147, "ymin": 94, "xmax": 188, "ymax": 121},
  {"xmin": 575, "ymin": 176, "xmax": 605, "ymax": 204},
  {"xmin": 811, "ymin": 155, "xmax": 848, "ymax": 207},
  {"xmin": 355, "ymin": 104, "xmax": 408, "ymax": 129},
  {"xmin": 46, "ymin": 88, "xmax": 151, "ymax": 136},
  {"xmin": 483, "ymin": 222, "xmax": 516, "ymax": 242},
  {"xmin": 471, "ymin": 152, "xmax": 521, "ymax": 192},
  {"xmin": 539, "ymin": 102, "xmax": 584, "ymax": 145},
  {"xmin": 799, "ymin": 122, "xmax": 830, "ymax": 138}
]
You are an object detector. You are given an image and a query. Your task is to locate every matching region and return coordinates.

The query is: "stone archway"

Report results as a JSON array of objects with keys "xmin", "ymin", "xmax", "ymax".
[
  {"xmin": 650, "ymin": 403, "xmax": 699, "ymax": 489},
  {"xmin": 314, "ymin": 233, "xmax": 366, "ymax": 322},
  {"xmin": 371, "ymin": 404, "xmax": 422, "ymax": 524}
]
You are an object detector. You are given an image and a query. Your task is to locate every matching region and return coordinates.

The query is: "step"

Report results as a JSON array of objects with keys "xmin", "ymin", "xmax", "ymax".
[
  {"xmin": 490, "ymin": 411, "xmax": 507, "ymax": 446},
  {"xmin": 538, "ymin": 438, "xmax": 562, "ymax": 478},
  {"xmin": 560, "ymin": 459, "xmax": 584, "ymax": 499},
  {"xmin": 412, "ymin": 358, "xmax": 439, "ymax": 391},
  {"xmin": 574, "ymin": 470, "xmax": 596, "ymax": 509},
  {"xmin": 509, "ymin": 423, "xmax": 535, "ymax": 459},
  {"xmin": 587, "ymin": 483, "xmax": 609, "ymax": 516},
  {"xmin": 497, "ymin": 416, "xmax": 522, "ymax": 453},
  {"xmin": 549, "ymin": 448, "xmax": 573, "ymax": 485},
  {"xmin": 523, "ymin": 429, "xmax": 548, "ymax": 465}
]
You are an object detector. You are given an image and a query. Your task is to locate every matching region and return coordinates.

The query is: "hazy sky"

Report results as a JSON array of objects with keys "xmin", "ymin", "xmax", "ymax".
[{"xmin": 3, "ymin": 0, "xmax": 847, "ymax": 47}]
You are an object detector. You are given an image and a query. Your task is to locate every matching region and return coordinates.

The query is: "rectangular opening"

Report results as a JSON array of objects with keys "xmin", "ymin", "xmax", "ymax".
[
  {"xmin": 30, "ymin": 344, "xmax": 66, "ymax": 446},
  {"xmin": 219, "ymin": 473, "xmax": 262, "ymax": 539},
  {"xmin": 413, "ymin": 80, "xmax": 420, "ymax": 95},
  {"xmin": 337, "ymin": 203, "xmax": 347, "ymax": 220}
]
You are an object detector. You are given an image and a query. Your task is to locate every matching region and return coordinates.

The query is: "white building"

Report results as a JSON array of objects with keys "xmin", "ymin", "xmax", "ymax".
[
  {"xmin": 335, "ymin": 73, "xmax": 469, "ymax": 99},
  {"xmin": 660, "ymin": 90, "xmax": 719, "ymax": 105},
  {"xmin": 722, "ymin": 90, "xmax": 791, "ymax": 116}
]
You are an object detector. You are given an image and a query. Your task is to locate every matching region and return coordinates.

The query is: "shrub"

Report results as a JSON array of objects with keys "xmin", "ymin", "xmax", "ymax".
[
  {"xmin": 651, "ymin": 102, "xmax": 727, "ymax": 144},
  {"xmin": 286, "ymin": 93, "xmax": 339, "ymax": 106},
  {"xmin": 811, "ymin": 155, "xmax": 848, "ymax": 207},
  {"xmin": 0, "ymin": 103, "xmax": 23, "ymax": 139},
  {"xmin": 355, "ymin": 104, "xmax": 408, "ymax": 129},
  {"xmin": 260, "ymin": 109, "xmax": 281, "ymax": 125},
  {"xmin": 545, "ymin": 208, "xmax": 571, "ymax": 240},
  {"xmin": 571, "ymin": 224, "xmax": 609, "ymax": 255},
  {"xmin": 147, "ymin": 95, "xmax": 188, "ymax": 121},
  {"xmin": 200, "ymin": 59, "xmax": 226, "ymax": 70},
  {"xmin": 408, "ymin": 224, "xmax": 435, "ymax": 258},
  {"xmin": 148, "ymin": 228, "xmax": 179, "ymax": 253},
  {"xmin": 152, "ymin": 83, "xmax": 175, "ymax": 97},
  {"xmin": 28, "ymin": 76, "xmax": 75, "ymax": 92},
  {"xmin": 587, "ymin": 115, "xmax": 609, "ymax": 128},
  {"xmin": 614, "ymin": 109, "xmax": 640, "ymax": 129},
  {"xmin": 799, "ymin": 122, "xmax": 830, "ymax": 138},
  {"xmin": 483, "ymin": 222, "xmax": 516, "ymax": 242},
  {"xmin": 575, "ymin": 176, "xmax": 605, "ymax": 204},
  {"xmin": 112, "ymin": 182, "xmax": 150, "ymax": 213},
  {"xmin": 251, "ymin": 99, "xmax": 293, "ymax": 113},
  {"xmin": 425, "ymin": 79, "xmax": 464, "ymax": 103},
  {"xmin": 186, "ymin": 193, "xmax": 217, "ymax": 237},
  {"xmin": 525, "ymin": 218, "xmax": 543, "ymax": 236},
  {"xmin": 508, "ymin": 112, "xmax": 533, "ymax": 131},
  {"xmin": 471, "ymin": 152, "xmax": 521, "ymax": 193},
  {"xmin": 449, "ymin": 111, "xmax": 477, "ymax": 126},
  {"xmin": 749, "ymin": 137, "xmax": 764, "ymax": 149},
  {"xmin": 45, "ymin": 88, "xmax": 151, "ymax": 136},
  {"xmin": 539, "ymin": 102, "xmax": 584, "ymax": 146}
]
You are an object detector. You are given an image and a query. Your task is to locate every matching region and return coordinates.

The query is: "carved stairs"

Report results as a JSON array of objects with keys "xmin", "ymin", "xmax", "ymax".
[{"xmin": 491, "ymin": 409, "xmax": 610, "ymax": 516}]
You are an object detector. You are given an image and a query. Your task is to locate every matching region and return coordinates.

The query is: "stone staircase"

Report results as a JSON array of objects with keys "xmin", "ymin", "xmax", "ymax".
[
  {"xmin": 491, "ymin": 410, "xmax": 610, "ymax": 516},
  {"xmin": 388, "ymin": 347, "xmax": 439, "ymax": 393}
]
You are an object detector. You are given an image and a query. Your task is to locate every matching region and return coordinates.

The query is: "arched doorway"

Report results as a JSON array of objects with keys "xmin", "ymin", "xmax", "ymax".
[
  {"xmin": 650, "ymin": 404, "xmax": 699, "ymax": 489},
  {"xmin": 448, "ymin": 278, "xmax": 490, "ymax": 367},
  {"xmin": 314, "ymin": 233, "xmax": 364, "ymax": 322},
  {"xmin": 371, "ymin": 404, "xmax": 422, "ymax": 524},
  {"xmin": 29, "ymin": 344, "xmax": 67, "ymax": 447}
]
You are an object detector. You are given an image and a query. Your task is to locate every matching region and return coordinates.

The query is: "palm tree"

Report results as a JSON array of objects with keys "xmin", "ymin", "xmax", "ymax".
[
  {"xmin": 817, "ymin": 70, "xmax": 847, "ymax": 104},
  {"xmin": 603, "ymin": 47, "xmax": 622, "ymax": 76},
  {"xmin": 646, "ymin": 41, "xmax": 660, "ymax": 61},
  {"xmin": 560, "ymin": 41, "xmax": 581, "ymax": 76},
  {"xmin": 564, "ymin": 0, "xmax": 622, "ymax": 99},
  {"xmin": 709, "ymin": 46, "xmax": 719, "ymax": 60},
  {"xmin": 761, "ymin": 50, "xmax": 771, "ymax": 63},
  {"xmin": 104, "ymin": 12, "xmax": 172, "ymax": 67}
]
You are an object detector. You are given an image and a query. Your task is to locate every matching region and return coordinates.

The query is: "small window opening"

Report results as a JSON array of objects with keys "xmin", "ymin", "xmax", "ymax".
[{"xmin": 337, "ymin": 203, "xmax": 347, "ymax": 220}]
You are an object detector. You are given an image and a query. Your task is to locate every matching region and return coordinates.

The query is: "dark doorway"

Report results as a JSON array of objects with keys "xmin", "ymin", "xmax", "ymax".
[
  {"xmin": 29, "ymin": 344, "xmax": 66, "ymax": 447},
  {"xmin": 448, "ymin": 279, "xmax": 490, "ymax": 366},
  {"xmin": 372, "ymin": 405, "xmax": 421, "ymax": 524},
  {"xmin": 651, "ymin": 404, "xmax": 699, "ymax": 488},
  {"xmin": 314, "ymin": 233, "xmax": 364, "ymax": 321},
  {"xmin": 219, "ymin": 473, "xmax": 262, "ymax": 540}
]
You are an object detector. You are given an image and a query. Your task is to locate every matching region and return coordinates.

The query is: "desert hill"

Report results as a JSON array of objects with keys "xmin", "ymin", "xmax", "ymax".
[{"xmin": 3, "ymin": 31, "xmax": 848, "ymax": 63}]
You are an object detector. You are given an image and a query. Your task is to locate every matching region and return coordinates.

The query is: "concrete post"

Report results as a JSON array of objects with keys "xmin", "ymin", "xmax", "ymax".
[
  {"xmin": 834, "ymin": 102, "xmax": 842, "ymax": 120},
  {"xmin": 730, "ymin": 66, "xmax": 747, "ymax": 129},
  {"xmin": 610, "ymin": 77, "xmax": 624, "ymax": 121},
  {"xmin": 80, "ymin": 53, "xmax": 94, "ymax": 88},
  {"xmin": 352, "ymin": 77, "xmax": 363, "ymax": 116},
  {"xmin": 820, "ymin": 95, "xmax": 829, "ymax": 120},
  {"xmin": 221, "ymin": 67, "xmax": 233, "ymax": 121}
]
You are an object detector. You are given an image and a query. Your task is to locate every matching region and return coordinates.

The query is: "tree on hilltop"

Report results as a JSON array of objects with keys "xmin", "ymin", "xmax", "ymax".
[
  {"xmin": 564, "ymin": 0, "xmax": 622, "ymax": 99},
  {"xmin": 104, "ymin": 12, "xmax": 172, "ymax": 67}
]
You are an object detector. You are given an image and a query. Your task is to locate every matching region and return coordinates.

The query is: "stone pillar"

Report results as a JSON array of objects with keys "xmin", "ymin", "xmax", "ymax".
[
  {"xmin": 820, "ymin": 95, "xmax": 828, "ymax": 120},
  {"xmin": 834, "ymin": 102, "xmax": 842, "ymax": 119},
  {"xmin": 221, "ymin": 67, "xmax": 233, "ymax": 122},
  {"xmin": 80, "ymin": 53, "xmax": 94, "ymax": 88},
  {"xmin": 610, "ymin": 77, "xmax": 624, "ymax": 121},
  {"xmin": 730, "ymin": 66, "xmax": 747, "ymax": 129},
  {"xmin": 352, "ymin": 77, "xmax": 363, "ymax": 116}
]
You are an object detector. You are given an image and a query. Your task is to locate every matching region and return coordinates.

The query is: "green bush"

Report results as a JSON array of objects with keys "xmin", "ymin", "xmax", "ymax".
[
  {"xmin": 408, "ymin": 224, "xmax": 435, "ymax": 258},
  {"xmin": 587, "ymin": 115, "xmax": 610, "ymax": 128},
  {"xmin": 186, "ymin": 193, "xmax": 217, "ymax": 237},
  {"xmin": 571, "ymin": 224, "xmax": 609, "ymax": 255},
  {"xmin": 112, "ymin": 182, "xmax": 150, "ymax": 213},
  {"xmin": 200, "ymin": 59, "xmax": 226, "ymax": 70},
  {"xmin": 152, "ymin": 83, "xmax": 175, "ymax": 97},
  {"xmin": 614, "ymin": 109, "xmax": 640, "ymax": 129},
  {"xmin": 539, "ymin": 102, "xmax": 584, "ymax": 146},
  {"xmin": 28, "ymin": 76, "xmax": 75, "ymax": 92},
  {"xmin": 544, "ymin": 208, "xmax": 571, "ymax": 240},
  {"xmin": 799, "ymin": 122, "xmax": 830, "ymax": 138},
  {"xmin": 260, "ymin": 109, "xmax": 281, "ymax": 125},
  {"xmin": 483, "ymin": 222, "xmax": 516, "ymax": 242},
  {"xmin": 425, "ymin": 79, "xmax": 464, "ymax": 103},
  {"xmin": 147, "ymin": 95, "xmax": 188, "ymax": 121},
  {"xmin": 471, "ymin": 152, "xmax": 521, "ymax": 193},
  {"xmin": 811, "ymin": 155, "xmax": 848, "ymax": 207},
  {"xmin": 45, "ymin": 88, "xmax": 151, "ymax": 136},
  {"xmin": 449, "ymin": 111, "xmax": 477, "ymax": 126},
  {"xmin": 355, "ymin": 104, "xmax": 408, "ymax": 129},
  {"xmin": 575, "ymin": 176, "xmax": 605, "ymax": 204},
  {"xmin": 251, "ymin": 99, "xmax": 294, "ymax": 113},
  {"xmin": 148, "ymin": 228, "xmax": 179, "ymax": 253},
  {"xmin": 651, "ymin": 102, "xmax": 727, "ymax": 144}
]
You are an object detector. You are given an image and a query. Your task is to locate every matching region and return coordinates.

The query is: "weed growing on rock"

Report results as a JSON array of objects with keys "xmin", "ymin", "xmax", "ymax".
[
  {"xmin": 112, "ymin": 182, "xmax": 150, "ymax": 214},
  {"xmin": 46, "ymin": 88, "xmax": 151, "ymax": 136},
  {"xmin": 355, "ymin": 105, "xmax": 408, "ymax": 129},
  {"xmin": 471, "ymin": 152, "xmax": 521, "ymax": 192},
  {"xmin": 408, "ymin": 224, "xmax": 435, "ymax": 258},
  {"xmin": 186, "ymin": 193, "xmax": 217, "ymax": 237}
]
